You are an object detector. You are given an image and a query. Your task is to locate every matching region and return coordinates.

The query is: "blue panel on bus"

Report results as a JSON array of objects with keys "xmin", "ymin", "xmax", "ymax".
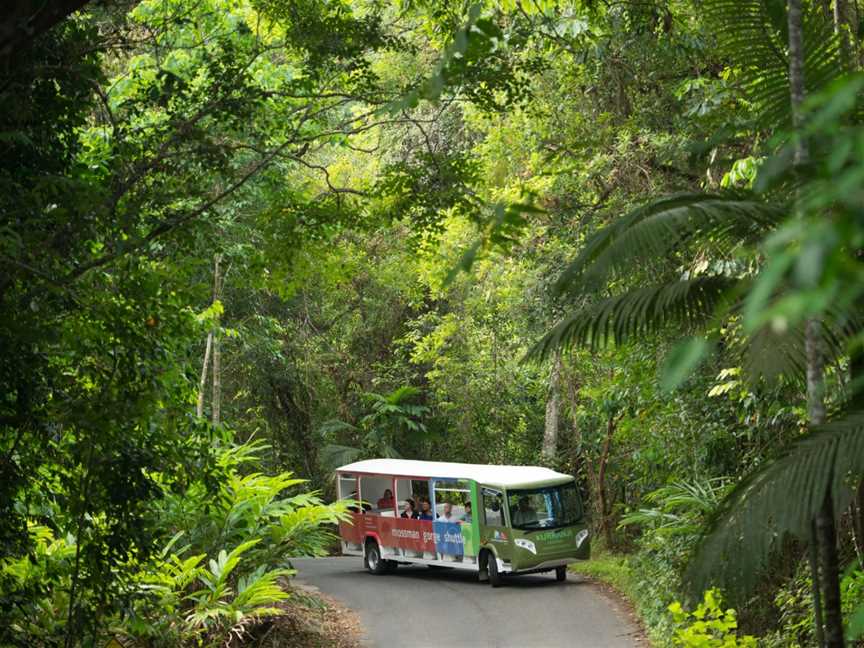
[{"xmin": 434, "ymin": 520, "xmax": 464, "ymax": 556}]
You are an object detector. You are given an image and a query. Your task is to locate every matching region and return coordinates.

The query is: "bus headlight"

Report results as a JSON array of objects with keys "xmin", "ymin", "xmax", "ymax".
[
  {"xmin": 515, "ymin": 538, "xmax": 537, "ymax": 554},
  {"xmin": 575, "ymin": 529, "xmax": 589, "ymax": 548}
]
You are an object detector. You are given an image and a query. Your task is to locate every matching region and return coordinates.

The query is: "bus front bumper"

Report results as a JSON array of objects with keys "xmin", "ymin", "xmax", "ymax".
[
  {"xmin": 505, "ymin": 556, "xmax": 583, "ymax": 573},
  {"xmin": 508, "ymin": 530, "xmax": 591, "ymax": 572}
]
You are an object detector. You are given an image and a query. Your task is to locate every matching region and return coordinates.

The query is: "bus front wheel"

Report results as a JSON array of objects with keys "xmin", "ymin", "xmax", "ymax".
[{"xmin": 481, "ymin": 550, "xmax": 502, "ymax": 588}]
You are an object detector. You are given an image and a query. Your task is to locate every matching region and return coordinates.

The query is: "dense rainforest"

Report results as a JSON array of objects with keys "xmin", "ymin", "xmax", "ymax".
[{"xmin": 4, "ymin": 0, "xmax": 864, "ymax": 646}]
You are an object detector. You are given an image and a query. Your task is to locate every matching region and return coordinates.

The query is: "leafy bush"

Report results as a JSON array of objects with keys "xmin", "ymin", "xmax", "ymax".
[
  {"xmin": 0, "ymin": 524, "xmax": 77, "ymax": 642},
  {"xmin": 0, "ymin": 439, "xmax": 350, "ymax": 647},
  {"xmin": 669, "ymin": 589, "xmax": 757, "ymax": 648},
  {"xmin": 619, "ymin": 480, "xmax": 729, "ymax": 542},
  {"xmin": 572, "ymin": 479, "xmax": 734, "ymax": 645}
]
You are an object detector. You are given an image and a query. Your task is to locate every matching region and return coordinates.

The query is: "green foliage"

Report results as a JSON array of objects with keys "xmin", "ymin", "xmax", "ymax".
[
  {"xmin": 688, "ymin": 413, "xmax": 864, "ymax": 594},
  {"xmin": 669, "ymin": 590, "xmax": 757, "ymax": 648},
  {"xmin": 704, "ymin": 0, "xmax": 842, "ymax": 129},
  {"xmin": 320, "ymin": 385, "xmax": 430, "ymax": 469},
  {"xmin": 620, "ymin": 480, "xmax": 729, "ymax": 541},
  {"xmin": 375, "ymin": 151, "xmax": 482, "ymax": 239},
  {"xmin": 0, "ymin": 439, "xmax": 350, "ymax": 646},
  {"xmin": 7, "ymin": 0, "xmax": 864, "ymax": 643},
  {"xmin": 0, "ymin": 524, "xmax": 77, "ymax": 641}
]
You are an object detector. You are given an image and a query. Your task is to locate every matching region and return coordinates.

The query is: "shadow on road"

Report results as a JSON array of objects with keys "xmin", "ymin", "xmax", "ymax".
[{"xmin": 380, "ymin": 564, "xmax": 591, "ymax": 589}]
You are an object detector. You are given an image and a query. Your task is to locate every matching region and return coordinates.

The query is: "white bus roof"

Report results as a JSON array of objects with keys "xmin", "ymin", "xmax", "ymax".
[{"xmin": 335, "ymin": 458, "xmax": 573, "ymax": 489}]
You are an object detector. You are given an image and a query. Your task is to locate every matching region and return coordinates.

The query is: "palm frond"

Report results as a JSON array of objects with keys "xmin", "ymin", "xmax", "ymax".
[
  {"xmin": 738, "ymin": 294, "xmax": 863, "ymax": 384},
  {"xmin": 528, "ymin": 276, "xmax": 737, "ymax": 361},
  {"xmin": 686, "ymin": 411, "xmax": 864, "ymax": 597},
  {"xmin": 705, "ymin": 0, "xmax": 842, "ymax": 128},
  {"xmin": 319, "ymin": 444, "xmax": 361, "ymax": 470},
  {"xmin": 317, "ymin": 419, "xmax": 359, "ymax": 436},
  {"xmin": 554, "ymin": 194, "xmax": 784, "ymax": 295}
]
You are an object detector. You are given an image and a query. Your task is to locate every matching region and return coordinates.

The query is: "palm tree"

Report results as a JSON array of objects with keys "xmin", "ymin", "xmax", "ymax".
[
  {"xmin": 319, "ymin": 385, "xmax": 430, "ymax": 469},
  {"xmin": 530, "ymin": 2, "xmax": 862, "ymax": 644}
]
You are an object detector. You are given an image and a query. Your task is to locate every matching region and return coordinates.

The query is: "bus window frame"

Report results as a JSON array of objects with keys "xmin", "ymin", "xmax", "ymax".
[
  {"xmin": 431, "ymin": 478, "xmax": 472, "ymax": 521},
  {"xmin": 359, "ymin": 474, "xmax": 398, "ymax": 516},
  {"xmin": 480, "ymin": 486, "xmax": 508, "ymax": 528},
  {"xmin": 338, "ymin": 473, "xmax": 357, "ymax": 500}
]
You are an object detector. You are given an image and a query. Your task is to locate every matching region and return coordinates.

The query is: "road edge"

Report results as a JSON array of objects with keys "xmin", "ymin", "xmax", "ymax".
[{"xmin": 568, "ymin": 569, "xmax": 653, "ymax": 647}]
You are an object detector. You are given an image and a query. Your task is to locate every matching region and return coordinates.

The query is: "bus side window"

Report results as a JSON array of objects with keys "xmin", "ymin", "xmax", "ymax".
[
  {"xmin": 482, "ymin": 488, "xmax": 504, "ymax": 526},
  {"xmin": 339, "ymin": 474, "xmax": 359, "ymax": 511}
]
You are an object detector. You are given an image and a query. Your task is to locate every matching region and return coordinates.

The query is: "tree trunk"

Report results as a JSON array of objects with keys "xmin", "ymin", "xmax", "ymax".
[
  {"xmin": 809, "ymin": 520, "xmax": 826, "ymax": 648},
  {"xmin": 849, "ymin": 329, "xmax": 864, "ymax": 564},
  {"xmin": 565, "ymin": 371, "xmax": 582, "ymax": 476},
  {"xmin": 211, "ymin": 254, "xmax": 223, "ymax": 427},
  {"xmin": 816, "ymin": 489, "xmax": 844, "ymax": 647},
  {"xmin": 788, "ymin": 2, "xmax": 843, "ymax": 644},
  {"xmin": 196, "ymin": 331, "xmax": 212, "ymax": 418},
  {"xmin": 542, "ymin": 352, "xmax": 562, "ymax": 460},
  {"xmin": 597, "ymin": 413, "xmax": 619, "ymax": 549},
  {"xmin": 212, "ymin": 332, "xmax": 221, "ymax": 426},
  {"xmin": 834, "ymin": 0, "xmax": 857, "ymax": 67}
]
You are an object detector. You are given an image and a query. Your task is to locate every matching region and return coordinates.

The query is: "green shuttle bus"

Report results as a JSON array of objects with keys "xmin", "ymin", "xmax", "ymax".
[{"xmin": 336, "ymin": 458, "xmax": 590, "ymax": 586}]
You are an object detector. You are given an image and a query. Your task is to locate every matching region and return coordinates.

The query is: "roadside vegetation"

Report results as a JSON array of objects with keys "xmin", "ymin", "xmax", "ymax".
[{"xmin": 4, "ymin": 0, "xmax": 864, "ymax": 646}]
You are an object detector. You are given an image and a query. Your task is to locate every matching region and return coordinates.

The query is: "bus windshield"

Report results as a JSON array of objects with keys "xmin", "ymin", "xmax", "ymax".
[{"xmin": 507, "ymin": 482, "xmax": 582, "ymax": 530}]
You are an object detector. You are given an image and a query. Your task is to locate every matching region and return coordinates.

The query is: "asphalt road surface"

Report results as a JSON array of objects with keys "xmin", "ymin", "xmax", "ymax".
[{"xmin": 291, "ymin": 557, "xmax": 643, "ymax": 648}]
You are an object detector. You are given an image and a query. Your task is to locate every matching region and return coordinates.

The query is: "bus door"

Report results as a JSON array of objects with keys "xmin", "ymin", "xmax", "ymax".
[{"xmin": 479, "ymin": 487, "xmax": 512, "ymax": 562}]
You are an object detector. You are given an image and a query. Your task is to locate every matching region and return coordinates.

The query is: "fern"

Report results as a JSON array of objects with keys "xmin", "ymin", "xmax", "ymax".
[
  {"xmin": 704, "ymin": 0, "xmax": 842, "ymax": 128},
  {"xmin": 530, "ymin": 276, "xmax": 736, "ymax": 360},
  {"xmin": 620, "ymin": 479, "xmax": 730, "ymax": 538},
  {"xmin": 554, "ymin": 193, "xmax": 784, "ymax": 294}
]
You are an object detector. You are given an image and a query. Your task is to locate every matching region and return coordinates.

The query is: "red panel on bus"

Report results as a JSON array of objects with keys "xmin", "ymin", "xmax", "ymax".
[
  {"xmin": 340, "ymin": 512, "xmax": 364, "ymax": 545},
  {"xmin": 387, "ymin": 518, "xmax": 436, "ymax": 553},
  {"xmin": 339, "ymin": 513, "xmax": 438, "ymax": 554}
]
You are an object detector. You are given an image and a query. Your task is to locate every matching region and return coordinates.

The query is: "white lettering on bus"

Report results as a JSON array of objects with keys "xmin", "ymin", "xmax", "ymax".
[
  {"xmin": 443, "ymin": 531, "xmax": 463, "ymax": 545},
  {"xmin": 391, "ymin": 528, "xmax": 420, "ymax": 540}
]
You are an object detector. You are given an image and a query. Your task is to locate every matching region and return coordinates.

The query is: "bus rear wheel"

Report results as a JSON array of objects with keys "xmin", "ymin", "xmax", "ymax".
[
  {"xmin": 555, "ymin": 566, "xmax": 567, "ymax": 582},
  {"xmin": 364, "ymin": 539, "xmax": 391, "ymax": 575}
]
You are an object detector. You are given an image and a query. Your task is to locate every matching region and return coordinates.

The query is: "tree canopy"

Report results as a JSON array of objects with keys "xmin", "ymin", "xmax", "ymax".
[{"xmin": 4, "ymin": 0, "xmax": 864, "ymax": 646}]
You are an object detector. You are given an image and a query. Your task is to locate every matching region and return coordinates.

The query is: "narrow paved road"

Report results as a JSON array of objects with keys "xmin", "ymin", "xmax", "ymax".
[{"xmin": 291, "ymin": 557, "xmax": 642, "ymax": 648}]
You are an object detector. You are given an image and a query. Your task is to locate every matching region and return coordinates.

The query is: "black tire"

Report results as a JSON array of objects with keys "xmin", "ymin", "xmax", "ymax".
[
  {"xmin": 555, "ymin": 566, "xmax": 567, "ymax": 582},
  {"xmin": 487, "ymin": 552, "xmax": 502, "ymax": 588},
  {"xmin": 365, "ymin": 540, "xmax": 387, "ymax": 575}
]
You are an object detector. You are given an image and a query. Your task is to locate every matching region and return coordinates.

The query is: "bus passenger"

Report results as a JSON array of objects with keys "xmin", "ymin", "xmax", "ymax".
[
  {"xmin": 418, "ymin": 498, "xmax": 434, "ymax": 520},
  {"xmin": 439, "ymin": 502, "xmax": 455, "ymax": 522},
  {"xmin": 460, "ymin": 501, "xmax": 472, "ymax": 523},
  {"xmin": 401, "ymin": 498, "xmax": 419, "ymax": 519},
  {"xmin": 377, "ymin": 489, "xmax": 395, "ymax": 509}
]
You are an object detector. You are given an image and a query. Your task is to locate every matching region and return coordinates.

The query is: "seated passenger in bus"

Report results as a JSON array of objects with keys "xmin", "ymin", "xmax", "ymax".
[
  {"xmin": 460, "ymin": 501, "xmax": 472, "ymax": 523},
  {"xmin": 346, "ymin": 491, "xmax": 370, "ymax": 513},
  {"xmin": 512, "ymin": 497, "xmax": 538, "ymax": 526},
  {"xmin": 401, "ymin": 498, "xmax": 419, "ymax": 519},
  {"xmin": 377, "ymin": 489, "xmax": 395, "ymax": 509},
  {"xmin": 418, "ymin": 498, "xmax": 434, "ymax": 520},
  {"xmin": 438, "ymin": 501, "xmax": 455, "ymax": 522}
]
